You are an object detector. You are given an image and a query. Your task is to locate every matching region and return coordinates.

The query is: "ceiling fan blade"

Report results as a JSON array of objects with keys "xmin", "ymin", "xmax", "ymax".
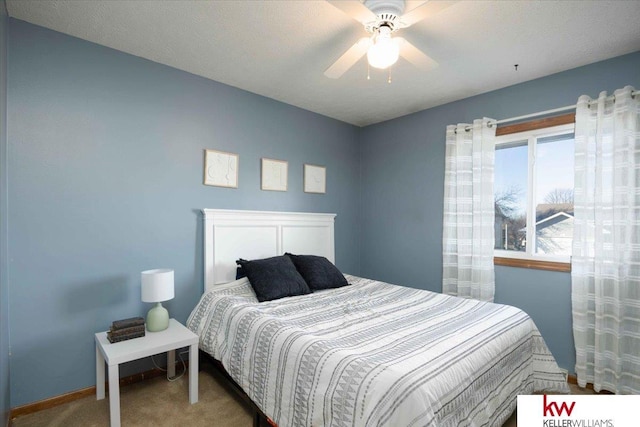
[
  {"xmin": 324, "ymin": 37, "xmax": 370, "ymax": 79},
  {"xmin": 400, "ymin": 1, "xmax": 457, "ymax": 27},
  {"xmin": 326, "ymin": 0, "xmax": 377, "ymax": 24},
  {"xmin": 396, "ymin": 37, "xmax": 438, "ymax": 71}
]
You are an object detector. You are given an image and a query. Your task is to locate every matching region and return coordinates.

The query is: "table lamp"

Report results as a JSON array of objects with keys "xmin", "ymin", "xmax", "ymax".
[{"xmin": 141, "ymin": 269, "xmax": 175, "ymax": 332}]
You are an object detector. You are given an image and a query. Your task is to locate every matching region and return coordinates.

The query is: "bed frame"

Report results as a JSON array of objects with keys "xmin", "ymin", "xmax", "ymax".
[{"xmin": 200, "ymin": 209, "xmax": 337, "ymax": 426}]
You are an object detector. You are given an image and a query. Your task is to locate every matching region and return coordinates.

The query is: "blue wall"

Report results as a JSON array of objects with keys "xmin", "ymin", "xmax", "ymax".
[
  {"xmin": 7, "ymin": 19, "xmax": 361, "ymax": 407},
  {"xmin": 359, "ymin": 51, "xmax": 640, "ymax": 372},
  {"xmin": 0, "ymin": 0, "xmax": 9, "ymax": 424}
]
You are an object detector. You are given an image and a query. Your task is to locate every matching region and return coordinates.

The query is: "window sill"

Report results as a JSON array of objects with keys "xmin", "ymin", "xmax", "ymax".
[{"xmin": 494, "ymin": 257, "xmax": 571, "ymax": 272}]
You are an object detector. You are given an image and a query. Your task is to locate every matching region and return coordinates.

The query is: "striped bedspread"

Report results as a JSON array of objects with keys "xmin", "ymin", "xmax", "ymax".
[{"xmin": 188, "ymin": 275, "xmax": 568, "ymax": 427}]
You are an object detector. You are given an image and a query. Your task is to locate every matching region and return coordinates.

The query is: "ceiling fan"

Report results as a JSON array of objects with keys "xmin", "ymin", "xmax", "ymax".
[{"xmin": 324, "ymin": 0, "xmax": 454, "ymax": 79}]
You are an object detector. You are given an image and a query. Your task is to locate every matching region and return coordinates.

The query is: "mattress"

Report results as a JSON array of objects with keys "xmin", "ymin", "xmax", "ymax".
[{"xmin": 188, "ymin": 275, "xmax": 569, "ymax": 427}]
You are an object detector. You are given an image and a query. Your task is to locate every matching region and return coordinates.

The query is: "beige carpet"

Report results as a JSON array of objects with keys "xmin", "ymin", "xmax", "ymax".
[
  {"xmin": 12, "ymin": 362, "xmax": 253, "ymax": 427},
  {"xmin": 12, "ymin": 363, "xmax": 594, "ymax": 427}
]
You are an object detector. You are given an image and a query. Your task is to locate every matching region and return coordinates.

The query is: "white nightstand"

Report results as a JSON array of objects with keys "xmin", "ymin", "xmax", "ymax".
[{"xmin": 95, "ymin": 318, "xmax": 199, "ymax": 427}]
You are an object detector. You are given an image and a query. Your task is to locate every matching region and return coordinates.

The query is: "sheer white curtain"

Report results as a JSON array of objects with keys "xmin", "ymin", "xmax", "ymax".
[
  {"xmin": 572, "ymin": 86, "xmax": 640, "ymax": 394},
  {"xmin": 442, "ymin": 118, "xmax": 496, "ymax": 302}
]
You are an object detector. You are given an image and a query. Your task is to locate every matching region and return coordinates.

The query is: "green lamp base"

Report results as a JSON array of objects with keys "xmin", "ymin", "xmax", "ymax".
[{"xmin": 146, "ymin": 302, "xmax": 169, "ymax": 332}]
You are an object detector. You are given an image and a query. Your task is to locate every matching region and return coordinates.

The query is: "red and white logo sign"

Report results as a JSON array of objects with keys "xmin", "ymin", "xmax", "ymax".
[
  {"xmin": 542, "ymin": 395, "xmax": 576, "ymax": 417},
  {"xmin": 517, "ymin": 395, "xmax": 639, "ymax": 427}
]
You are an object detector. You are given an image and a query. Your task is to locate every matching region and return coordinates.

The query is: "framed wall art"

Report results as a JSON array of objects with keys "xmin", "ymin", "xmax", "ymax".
[
  {"xmin": 204, "ymin": 149, "xmax": 239, "ymax": 188},
  {"xmin": 261, "ymin": 158, "xmax": 288, "ymax": 191},
  {"xmin": 304, "ymin": 164, "xmax": 326, "ymax": 194}
]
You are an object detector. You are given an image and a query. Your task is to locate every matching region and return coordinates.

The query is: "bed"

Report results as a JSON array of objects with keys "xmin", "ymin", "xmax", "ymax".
[{"xmin": 188, "ymin": 209, "xmax": 569, "ymax": 427}]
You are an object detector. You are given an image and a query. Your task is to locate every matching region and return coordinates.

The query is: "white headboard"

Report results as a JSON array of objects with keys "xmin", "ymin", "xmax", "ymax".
[{"xmin": 202, "ymin": 209, "xmax": 336, "ymax": 292}]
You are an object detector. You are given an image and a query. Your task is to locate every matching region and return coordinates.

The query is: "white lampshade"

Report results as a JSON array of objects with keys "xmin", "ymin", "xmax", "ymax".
[
  {"xmin": 141, "ymin": 269, "xmax": 175, "ymax": 303},
  {"xmin": 367, "ymin": 26, "xmax": 399, "ymax": 70}
]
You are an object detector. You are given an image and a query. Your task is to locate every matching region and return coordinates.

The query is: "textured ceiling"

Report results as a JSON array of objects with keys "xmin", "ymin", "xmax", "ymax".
[{"xmin": 6, "ymin": 0, "xmax": 640, "ymax": 126}]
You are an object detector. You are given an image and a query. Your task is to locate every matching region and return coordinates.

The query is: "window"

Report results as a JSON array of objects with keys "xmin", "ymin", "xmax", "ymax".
[{"xmin": 493, "ymin": 115, "xmax": 575, "ymax": 271}]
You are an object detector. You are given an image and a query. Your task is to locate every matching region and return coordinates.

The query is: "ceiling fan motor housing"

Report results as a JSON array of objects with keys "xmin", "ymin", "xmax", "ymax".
[
  {"xmin": 364, "ymin": 0, "xmax": 405, "ymax": 16},
  {"xmin": 364, "ymin": 0, "xmax": 405, "ymax": 32}
]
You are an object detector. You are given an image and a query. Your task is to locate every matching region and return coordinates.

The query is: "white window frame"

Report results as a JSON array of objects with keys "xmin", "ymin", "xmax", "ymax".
[{"xmin": 494, "ymin": 123, "xmax": 575, "ymax": 264}]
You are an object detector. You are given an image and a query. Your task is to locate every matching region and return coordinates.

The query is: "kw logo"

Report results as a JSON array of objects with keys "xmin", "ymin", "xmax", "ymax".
[{"xmin": 543, "ymin": 395, "xmax": 576, "ymax": 417}]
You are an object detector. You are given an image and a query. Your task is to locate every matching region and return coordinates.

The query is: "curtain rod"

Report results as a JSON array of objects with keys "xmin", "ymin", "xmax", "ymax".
[
  {"xmin": 493, "ymin": 104, "xmax": 575, "ymax": 125},
  {"xmin": 492, "ymin": 90, "xmax": 639, "ymax": 127}
]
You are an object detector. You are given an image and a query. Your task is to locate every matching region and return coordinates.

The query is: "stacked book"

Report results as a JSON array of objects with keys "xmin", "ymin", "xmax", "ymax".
[{"xmin": 107, "ymin": 316, "xmax": 145, "ymax": 343}]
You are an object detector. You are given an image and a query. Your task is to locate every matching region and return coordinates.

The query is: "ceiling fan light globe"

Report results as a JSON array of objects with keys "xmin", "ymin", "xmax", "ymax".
[{"xmin": 367, "ymin": 36, "xmax": 399, "ymax": 69}]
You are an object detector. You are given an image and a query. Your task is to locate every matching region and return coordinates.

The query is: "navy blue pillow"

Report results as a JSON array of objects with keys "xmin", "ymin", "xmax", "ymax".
[
  {"xmin": 236, "ymin": 266, "xmax": 246, "ymax": 280},
  {"xmin": 236, "ymin": 256, "xmax": 311, "ymax": 302},
  {"xmin": 285, "ymin": 253, "xmax": 349, "ymax": 291}
]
